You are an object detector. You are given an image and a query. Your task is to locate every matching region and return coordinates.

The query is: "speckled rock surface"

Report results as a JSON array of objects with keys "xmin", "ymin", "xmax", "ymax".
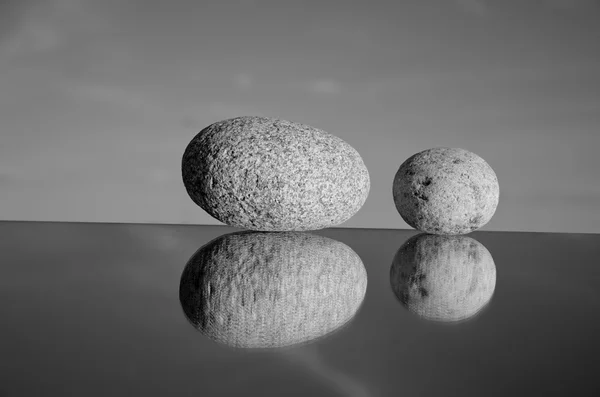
[
  {"xmin": 182, "ymin": 116, "xmax": 370, "ymax": 231},
  {"xmin": 179, "ymin": 231, "xmax": 368, "ymax": 349},
  {"xmin": 392, "ymin": 147, "xmax": 499, "ymax": 235},
  {"xmin": 390, "ymin": 233, "xmax": 496, "ymax": 322}
]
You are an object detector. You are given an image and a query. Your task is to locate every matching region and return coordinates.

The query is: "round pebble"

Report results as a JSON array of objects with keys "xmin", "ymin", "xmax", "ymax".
[
  {"xmin": 179, "ymin": 231, "xmax": 368, "ymax": 349},
  {"xmin": 392, "ymin": 147, "xmax": 499, "ymax": 235},
  {"xmin": 182, "ymin": 116, "xmax": 370, "ymax": 231},
  {"xmin": 390, "ymin": 233, "xmax": 496, "ymax": 322}
]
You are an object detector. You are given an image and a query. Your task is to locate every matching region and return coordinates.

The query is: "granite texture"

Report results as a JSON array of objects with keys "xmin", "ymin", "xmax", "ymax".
[
  {"xmin": 179, "ymin": 231, "xmax": 368, "ymax": 349},
  {"xmin": 390, "ymin": 233, "xmax": 496, "ymax": 322},
  {"xmin": 393, "ymin": 147, "xmax": 499, "ymax": 235},
  {"xmin": 182, "ymin": 116, "xmax": 370, "ymax": 231}
]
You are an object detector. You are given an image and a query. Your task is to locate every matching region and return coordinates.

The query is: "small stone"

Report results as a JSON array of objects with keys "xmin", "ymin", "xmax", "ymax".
[
  {"xmin": 182, "ymin": 116, "xmax": 370, "ymax": 231},
  {"xmin": 392, "ymin": 147, "xmax": 499, "ymax": 235},
  {"xmin": 390, "ymin": 233, "xmax": 496, "ymax": 322},
  {"xmin": 179, "ymin": 231, "xmax": 368, "ymax": 349}
]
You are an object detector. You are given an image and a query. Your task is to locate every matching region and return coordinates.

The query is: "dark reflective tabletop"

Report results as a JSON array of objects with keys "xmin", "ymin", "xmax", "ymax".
[{"xmin": 1, "ymin": 221, "xmax": 599, "ymax": 396}]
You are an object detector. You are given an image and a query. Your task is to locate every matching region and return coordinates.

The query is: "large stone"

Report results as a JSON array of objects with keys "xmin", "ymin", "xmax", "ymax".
[
  {"xmin": 392, "ymin": 147, "xmax": 499, "ymax": 235},
  {"xmin": 182, "ymin": 116, "xmax": 370, "ymax": 231},
  {"xmin": 390, "ymin": 233, "xmax": 496, "ymax": 322},
  {"xmin": 179, "ymin": 231, "xmax": 368, "ymax": 349}
]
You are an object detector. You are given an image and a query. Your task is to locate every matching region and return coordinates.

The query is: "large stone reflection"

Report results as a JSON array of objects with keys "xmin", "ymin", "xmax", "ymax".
[
  {"xmin": 390, "ymin": 233, "xmax": 496, "ymax": 322},
  {"xmin": 179, "ymin": 231, "xmax": 368, "ymax": 348}
]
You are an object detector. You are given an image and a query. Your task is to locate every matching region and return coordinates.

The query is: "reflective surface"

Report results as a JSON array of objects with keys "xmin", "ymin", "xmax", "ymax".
[
  {"xmin": 1, "ymin": 221, "xmax": 599, "ymax": 396},
  {"xmin": 180, "ymin": 231, "xmax": 367, "ymax": 349},
  {"xmin": 390, "ymin": 233, "xmax": 496, "ymax": 322}
]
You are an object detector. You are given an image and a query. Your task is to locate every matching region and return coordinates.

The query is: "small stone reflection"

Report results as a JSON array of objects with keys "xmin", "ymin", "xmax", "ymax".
[
  {"xmin": 390, "ymin": 233, "xmax": 496, "ymax": 322},
  {"xmin": 179, "ymin": 231, "xmax": 368, "ymax": 349}
]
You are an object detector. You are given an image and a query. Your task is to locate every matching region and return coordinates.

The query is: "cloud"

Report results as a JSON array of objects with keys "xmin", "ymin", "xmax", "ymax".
[
  {"xmin": 233, "ymin": 73, "xmax": 254, "ymax": 89},
  {"xmin": 179, "ymin": 101, "xmax": 268, "ymax": 129},
  {"xmin": 147, "ymin": 169, "xmax": 172, "ymax": 184},
  {"xmin": 545, "ymin": 0, "xmax": 596, "ymax": 9},
  {"xmin": 305, "ymin": 79, "xmax": 342, "ymax": 95},
  {"xmin": 454, "ymin": 0, "xmax": 488, "ymax": 16},
  {"xmin": 64, "ymin": 83, "xmax": 166, "ymax": 116},
  {"xmin": 0, "ymin": 164, "xmax": 43, "ymax": 185},
  {"xmin": 0, "ymin": 171, "xmax": 19, "ymax": 186},
  {"xmin": 301, "ymin": 25, "xmax": 373, "ymax": 49},
  {"xmin": 205, "ymin": 101, "xmax": 266, "ymax": 119},
  {"xmin": 0, "ymin": 0, "xmax": 104, "ymax": 58},
  {"xmin": 454, "ymin": 0, "xmax": 594, "ymax": 14},
  {"xmin": 3, "ymin": 21, "xmax": 61, "ymax": 55}
]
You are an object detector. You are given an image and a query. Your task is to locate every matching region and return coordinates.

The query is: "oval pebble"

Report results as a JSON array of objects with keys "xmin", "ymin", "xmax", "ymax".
[
  {"xmin": 392, "ymin": 147, "xmax": 499, "ymax": 235},
  {"xmin": 182, "ymin": 116, "xmax": 370, "ymax": 231}
]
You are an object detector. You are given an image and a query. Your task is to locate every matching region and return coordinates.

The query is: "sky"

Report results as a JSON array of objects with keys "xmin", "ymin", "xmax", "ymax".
[{"xmin": 1, "ymin": 0, "xmax": 599, "ymax": 234}]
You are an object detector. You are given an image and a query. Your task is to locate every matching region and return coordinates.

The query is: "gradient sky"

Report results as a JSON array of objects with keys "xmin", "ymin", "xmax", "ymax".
[{"xmin": 1, "ymin": 0, "xmax": 599, "ymax": 233}]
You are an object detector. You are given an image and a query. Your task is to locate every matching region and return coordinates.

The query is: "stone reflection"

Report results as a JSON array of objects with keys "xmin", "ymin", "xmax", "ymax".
[
  {"xmin": 390, "ymin": 233, "xmax": 496, "ymax": 322},
  {"xmin": 179, "ymin": 231, "xmax": 368, "ymax": 349}
]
